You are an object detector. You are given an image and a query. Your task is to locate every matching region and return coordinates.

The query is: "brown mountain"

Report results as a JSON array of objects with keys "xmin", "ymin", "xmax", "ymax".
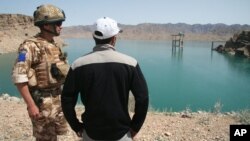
[
  {"xmin": 61, "ymin": 23, "xmax": 250, "ymax": 41},
  {"xmin": 1, "ymin": 14, "xmax": 250, "ymax": 54}
]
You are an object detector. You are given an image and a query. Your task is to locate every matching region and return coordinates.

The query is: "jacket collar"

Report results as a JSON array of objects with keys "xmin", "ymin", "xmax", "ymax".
[{"xmin": 93, "ymin": 44, "xmax": 116, "ymax": 51}]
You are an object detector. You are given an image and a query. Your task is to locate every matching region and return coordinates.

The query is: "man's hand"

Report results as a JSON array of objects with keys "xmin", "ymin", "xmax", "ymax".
[
  {"xmin": 16, "ymin": 83, "xmax": 40, "ymax": 120},
  {"xmin": 76, "ymin": 129, "xmax": 83, "ymax": 137},
  {"xmin": 27, "ymin": 105, "xmax": 40, "ymax": 119},
  {"xmin": 130, "ymin": 129, "xmax": 137, "ymax": 139}
]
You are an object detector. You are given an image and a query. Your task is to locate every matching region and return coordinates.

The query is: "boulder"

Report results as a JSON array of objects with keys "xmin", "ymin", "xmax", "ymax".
[
  {"xmin": 213, "ymin": 45, "xmax": 225, "ymax": 53},
  {"xmin": 236, "ymin": 45, "xmax": 250, "ymax": 57},
  {"xmin": 215, "ymin": 30, "xmax": 250, "ymax": 58}
]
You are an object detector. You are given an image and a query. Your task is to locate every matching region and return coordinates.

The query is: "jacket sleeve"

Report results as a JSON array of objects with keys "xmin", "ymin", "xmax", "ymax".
[
  {"xmin": 61, "ymin": 67, "xmax": 83, "ymax": 132},
  {"xmin": 12, "ymin": 42, "xmax": 34, "ymax": 84},
  {"xmin": 130, "ymin": 64, "xmax": 149, "ymax": 133}
]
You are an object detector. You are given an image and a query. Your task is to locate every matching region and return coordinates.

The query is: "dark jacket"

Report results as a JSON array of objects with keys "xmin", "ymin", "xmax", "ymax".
[{"xmin": 61, "ymin": 44, "xmax": 149, "ymax": 140}]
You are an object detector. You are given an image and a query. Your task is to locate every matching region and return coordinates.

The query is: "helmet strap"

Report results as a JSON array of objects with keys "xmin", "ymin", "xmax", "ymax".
[{"xmin": 41, "ymin": 24, "xmax": 59, "ymax": 36}]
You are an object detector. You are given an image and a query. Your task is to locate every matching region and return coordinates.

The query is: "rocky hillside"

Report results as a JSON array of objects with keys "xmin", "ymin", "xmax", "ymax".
[
  {"xmin": 0, "ymin": 14, "xmax": 39, "ymax": 54},
  {"xmin": 0, "ymin": 14, "xmax": 62, "ymax": 54},
  {"xmin": 61, "ymin": 23, "xmax": 250, "ymax": 41},
  {"xmin": 1, "ymin": 14, "xmax": 250, "ymax": 54}
]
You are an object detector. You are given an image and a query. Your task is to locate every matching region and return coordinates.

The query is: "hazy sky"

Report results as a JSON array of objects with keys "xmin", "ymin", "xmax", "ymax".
[{"xmin": 0, "ymin": 0, "xmax": 249, "ymax": 26}]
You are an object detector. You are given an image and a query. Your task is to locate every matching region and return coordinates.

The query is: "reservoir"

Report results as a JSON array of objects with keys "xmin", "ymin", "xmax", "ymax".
[{"xmin": 1, "ymin": 39, "xmax": 249, "ymax": 112}]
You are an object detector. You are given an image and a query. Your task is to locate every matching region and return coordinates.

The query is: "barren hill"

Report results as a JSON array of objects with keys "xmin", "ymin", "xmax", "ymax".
[
  {"xmin": 0, "ymin": 14, "xmax": 39, "ymax": 54},
  {"xmin": 0, "ymin": 14, "xmax": 61, "ymax": 54},
  {"xmin": 61, "ymin": 23, "xmax": 250, "ymax": 41}
]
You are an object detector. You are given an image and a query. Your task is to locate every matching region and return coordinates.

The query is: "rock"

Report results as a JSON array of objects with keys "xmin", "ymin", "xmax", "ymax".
[
  {"xmin": 164, "ymin": 132, "xmax": 172, "ymax": 136},
  {"xmin": 181, "ymin": 114, "xmax": 192, "ymax": 118},
  {"xmin": 244, "ymin": 44, "xmax": 250, "ymax": 57},
  {"xmin": 9, "ymin": 96, "xmax": 21, "ymax": 102},
  {"xmin": 235, "ymin": 48, "xmax": 246, "ymax": 57},
  {"xmin": 0, "ymin": 94, "xmax": 23, "ymax": 103},
  {"xmin": 214, "ymin": 45, "xmax": 225, "ymax": 53},
  {"xmin": 0, "ymin": 93, "xmax": 10, "ymax": 100},
  {"xmin": 214, "ymin": 30, "xmax": 250, "ymax": 58}
]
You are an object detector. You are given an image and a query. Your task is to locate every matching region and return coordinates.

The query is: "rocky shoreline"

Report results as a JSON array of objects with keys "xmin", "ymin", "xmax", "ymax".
[
  {"xmin": 0, "ymin": 93, "xmax": 243, "ymax": 141},
  {"xmin": 213, "ymin": 30, "xmax": 250, "ymax": 58}
]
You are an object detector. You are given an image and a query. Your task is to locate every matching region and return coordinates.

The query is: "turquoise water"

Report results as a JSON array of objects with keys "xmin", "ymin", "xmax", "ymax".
[{"xmin": 1, "ymin": 39, "xmax": 250, "ymax": 112}]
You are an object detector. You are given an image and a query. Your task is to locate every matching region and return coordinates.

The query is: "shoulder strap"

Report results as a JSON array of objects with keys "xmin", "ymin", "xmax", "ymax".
[
  {"xmin": 24, "ymin": 37, "xmax": 46, "ymax": 65},
  {"xmin": 25, "ymin": 37, "xmax": 44, "ymax": 50}
]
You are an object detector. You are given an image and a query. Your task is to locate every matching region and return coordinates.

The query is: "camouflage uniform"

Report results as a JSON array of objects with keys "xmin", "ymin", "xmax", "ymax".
[
  {"xmin": 12, "ymin": 34, "xmax": 69, "ymax": 140},
  {"xmin": 32, "ymin": 93, "xmax": 67, "ymax": 140}
]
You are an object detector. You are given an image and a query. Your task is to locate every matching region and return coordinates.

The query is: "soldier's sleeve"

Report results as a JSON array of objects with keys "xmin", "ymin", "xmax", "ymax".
[{"xmin": 12, "ymin": 41, "xmax": 34, "ymax": 84}]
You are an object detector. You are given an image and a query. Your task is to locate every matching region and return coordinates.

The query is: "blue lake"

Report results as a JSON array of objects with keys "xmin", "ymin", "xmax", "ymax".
[{"xmin": 1, "ymin": 39, "xmax": 250, "ymax": 112}]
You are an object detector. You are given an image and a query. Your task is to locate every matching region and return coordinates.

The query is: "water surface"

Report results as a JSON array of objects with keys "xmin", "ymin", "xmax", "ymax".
[{"xmin": 1, "ymin": 39, "xmax": 249, "ymax": 112}]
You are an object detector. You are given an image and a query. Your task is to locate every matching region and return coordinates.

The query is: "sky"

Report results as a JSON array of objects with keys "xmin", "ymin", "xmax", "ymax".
[{"xmin": 0, "ymin": 0, "xmax": 250, "ymax": 27}]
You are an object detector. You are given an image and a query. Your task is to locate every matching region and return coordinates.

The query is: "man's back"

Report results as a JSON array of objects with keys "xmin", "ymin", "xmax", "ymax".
[
  {"xmin": 63, "ymin": 44, "xmax": 148, "ymax": 140},
  {"xmin": 62, "ymin": 17, "xmax": 149, "ymax": 141}
]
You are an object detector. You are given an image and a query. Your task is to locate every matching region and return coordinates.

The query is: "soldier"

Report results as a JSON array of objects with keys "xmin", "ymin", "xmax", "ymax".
[{"xmin": 12, "ymin": 4, "xmax": 69, "ymax": 141}]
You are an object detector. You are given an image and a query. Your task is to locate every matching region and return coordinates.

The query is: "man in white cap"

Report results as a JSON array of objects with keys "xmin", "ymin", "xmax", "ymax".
[{"xmin": 61, "ymin": 17, "xmax": 149, "ymax": 141}]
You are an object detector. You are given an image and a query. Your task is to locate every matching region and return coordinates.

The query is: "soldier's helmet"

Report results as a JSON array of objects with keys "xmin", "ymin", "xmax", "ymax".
[{"xmin": 33, "ymin": 4, "xmax": 65, "ymax": 26}]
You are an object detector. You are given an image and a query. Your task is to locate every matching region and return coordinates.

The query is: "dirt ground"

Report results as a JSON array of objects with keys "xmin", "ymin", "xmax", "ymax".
[{"xmin": 0, "ymin": 95, "xmax": 239, "ymax": 141}]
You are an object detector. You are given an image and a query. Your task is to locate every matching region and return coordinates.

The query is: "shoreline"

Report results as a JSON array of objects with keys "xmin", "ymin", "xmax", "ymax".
[
  {"xmin": 0, "ymin": 93, "xmax": 247, "ymax": 113},
  {"xmin": 0, "ymin": 93, "xmax": 245, "ymax": 141}
]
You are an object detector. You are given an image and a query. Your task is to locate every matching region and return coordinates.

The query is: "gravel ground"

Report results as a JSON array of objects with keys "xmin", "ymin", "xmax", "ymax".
[{"xmin": 0, "ymin": 94, "xmax": 240, "ymax": 141}]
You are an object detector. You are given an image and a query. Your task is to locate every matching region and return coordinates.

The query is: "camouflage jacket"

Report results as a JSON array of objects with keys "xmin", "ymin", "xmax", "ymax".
[{"xmin": 12, "ymin": 34, "xmax": 69, "ymax": 89}]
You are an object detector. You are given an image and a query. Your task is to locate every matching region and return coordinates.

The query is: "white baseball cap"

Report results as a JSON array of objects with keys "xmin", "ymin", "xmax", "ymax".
[{"xmin": 93, "ymin": 17, "xmax": 122, "ymax": 39}]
